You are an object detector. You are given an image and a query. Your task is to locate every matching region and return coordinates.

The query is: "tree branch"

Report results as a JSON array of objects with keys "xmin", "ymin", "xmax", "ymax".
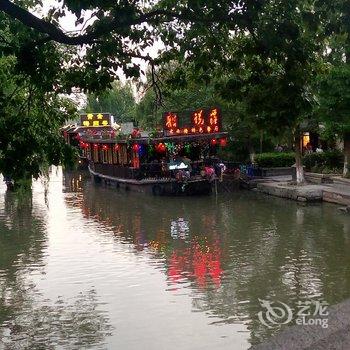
[
  {"xmin": 0, "ymin": 0, "xmax": 96, "ymax": 45},
  {"xmin": 0, "ymin": 0, "xmax": 234, "ymax": 47}
]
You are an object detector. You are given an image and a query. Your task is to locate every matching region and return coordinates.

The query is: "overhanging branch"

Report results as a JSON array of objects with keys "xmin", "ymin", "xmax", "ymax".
[{"xmin": 0, "ymin": 0, "xmax": 234, "ymax": 47}]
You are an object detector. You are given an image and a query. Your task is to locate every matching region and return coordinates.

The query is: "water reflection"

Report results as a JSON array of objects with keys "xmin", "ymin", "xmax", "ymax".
[
  {"xmin": 1, "ymin": 169, "xmax": 350, "ymax": 349},
  {"xmin": 0, "ymin": 172, "xmax": 113, "ymax": 350},
  {"xmin": 62, "ymin": 170, "xmax": 350, "ymax": 346}
]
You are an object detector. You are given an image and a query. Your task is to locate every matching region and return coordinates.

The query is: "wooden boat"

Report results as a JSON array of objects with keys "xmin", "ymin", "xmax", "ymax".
[{"xmin": 77, "ymin": 109, "xmax": 228, "ymax": 196}]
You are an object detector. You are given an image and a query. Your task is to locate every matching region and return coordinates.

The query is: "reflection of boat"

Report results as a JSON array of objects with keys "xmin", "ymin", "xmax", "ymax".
[
  {"xmin": 63, "ymin": 171, "xmax": 224, "ymax": 289},
  {"xmin": 79, "ymin": 108, "xmax": 228, "ymax": 196}
]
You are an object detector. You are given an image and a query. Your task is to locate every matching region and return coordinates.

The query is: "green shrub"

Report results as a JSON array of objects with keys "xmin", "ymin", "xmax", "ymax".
[
  {"xmin": 254, "ymin": 152, "xmax": 295, "ymax": 168},
  {"xmin": 303, "ymin": 150, "xmax": 343, "ymax": 171}
]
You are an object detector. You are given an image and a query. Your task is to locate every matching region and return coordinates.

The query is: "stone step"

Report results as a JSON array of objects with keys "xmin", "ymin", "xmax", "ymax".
[{"xmin": 323, "ymin": 189, "xmax": 350, "ymax": 206}]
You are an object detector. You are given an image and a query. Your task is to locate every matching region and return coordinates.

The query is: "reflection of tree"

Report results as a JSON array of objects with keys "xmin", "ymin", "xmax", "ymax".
[
  {"xmin": 0, "ymin": 181, "xmax": 113, "ymax": 349},
  {"xmin": 1, "ymin": 286, "xmax": 112, "ymax": 350},
  {"xmin": 63, "ymin": 171, "xmax": 350, "ymax": 346}
]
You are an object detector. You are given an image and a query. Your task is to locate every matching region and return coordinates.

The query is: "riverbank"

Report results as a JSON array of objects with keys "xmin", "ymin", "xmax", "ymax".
[
  {"xmin": 246, "ymin": 175, "xmax": 350, "ymax": 207},
  {"xmin": 250, "ymin": 298, "xmax": 350, "ymax": 350}
]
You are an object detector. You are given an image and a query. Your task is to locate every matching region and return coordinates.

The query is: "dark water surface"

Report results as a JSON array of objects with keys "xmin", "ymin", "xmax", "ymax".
[{"xmin": 0, "ymin": 167, "xmax": 350, "ymax": 349}]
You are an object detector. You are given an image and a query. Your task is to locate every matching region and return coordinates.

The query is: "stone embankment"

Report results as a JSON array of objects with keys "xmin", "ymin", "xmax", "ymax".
[
  {"xmin": 246, "ymin": 173, "xmax": 350, "ymax": 207},
  {"xmin": 250, "ymin": 298, "xmax": 350, "ymax": 350}
]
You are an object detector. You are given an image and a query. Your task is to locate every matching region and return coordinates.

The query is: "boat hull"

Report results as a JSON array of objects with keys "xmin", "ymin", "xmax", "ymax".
[{"xmin": 88, "ymin": 167, "xmax": 212, "ymax": 196}]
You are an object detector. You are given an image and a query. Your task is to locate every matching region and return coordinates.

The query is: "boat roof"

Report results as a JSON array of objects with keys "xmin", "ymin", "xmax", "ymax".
[{"xmin": 81, "ymin": 132, "xmax": 228, "ymax": 144}]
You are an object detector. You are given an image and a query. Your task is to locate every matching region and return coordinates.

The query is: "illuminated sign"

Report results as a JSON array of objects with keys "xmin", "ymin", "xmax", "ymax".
[
  {"xmin": 163, "ymin": 108, "xmax": 222, "ymax": 135},
  {"xmin": 80, "ymin": 113, "xmax": 112, "ymax": 127}
]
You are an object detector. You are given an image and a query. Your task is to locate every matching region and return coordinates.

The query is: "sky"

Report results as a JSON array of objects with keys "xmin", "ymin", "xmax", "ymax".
[{"xmin": 31, "ymin": 1, "xmax": 163, "ymax": 105}]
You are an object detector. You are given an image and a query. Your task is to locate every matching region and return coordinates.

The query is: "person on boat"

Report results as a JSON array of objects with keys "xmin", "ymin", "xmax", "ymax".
[
  {"xmin": 182, "ymin": 155, "xmax": 192, "ymax": 178},
  {"xmin": 160, "ymin": 157, "xmax": 169, "ymax": 178},
  {"xmin": 201, "ymin": 163, "xmax": 216, "ymax": 181},
  {"xmin": 182, "ymin": 155, "xmax": 192, "ymax": 172}
]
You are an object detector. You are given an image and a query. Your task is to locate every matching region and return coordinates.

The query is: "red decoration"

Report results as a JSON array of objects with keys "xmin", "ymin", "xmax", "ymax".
[
  {"xmin": 132, "ymin": 144, "xmax": 140, "ymax": 152},
  {"xmin": 93, "ymin": 143, "xmax": 99, "ymax": 149},
  {"xmin": 114, "ymin": 144, "xmax": 120, "ymax": 151},
  {"xmin": 220, "ymin": 138, "xmax": 227, "ymax": 147},
  {"xmin": 156, "ymin": 143, "xmax": 166, "ymax": 153},
  {"xmin": 131, "ymin": 128, "xmax": 141, "ymax": 138},
  {"xmin": 102, "ymin": 144, "xmax": 109, "ymax": 151},
  {"xmin": 211, "ymin": 138, "xmax": 217, "ymax": 146}
]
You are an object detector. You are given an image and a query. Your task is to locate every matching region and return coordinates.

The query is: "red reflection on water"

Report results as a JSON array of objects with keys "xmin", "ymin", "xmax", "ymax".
[{"xmin": 167, "ymin": 240, "xmax": 223, "ymax": 289}]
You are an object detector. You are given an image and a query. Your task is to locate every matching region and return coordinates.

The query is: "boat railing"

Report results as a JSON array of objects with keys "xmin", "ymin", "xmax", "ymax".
[{"xmin": 90, "ymin": 161, "xmax": 208, "ymax": 181}]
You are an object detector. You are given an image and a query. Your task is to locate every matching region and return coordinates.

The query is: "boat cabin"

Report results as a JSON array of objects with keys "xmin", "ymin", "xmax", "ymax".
[
  {"xmin": 79, "ymin": 108, "xmax": 228, "ymax": 195},
  {"xmin": 82, "ymin": 109, "xmax": 226, "ymax": 175}
]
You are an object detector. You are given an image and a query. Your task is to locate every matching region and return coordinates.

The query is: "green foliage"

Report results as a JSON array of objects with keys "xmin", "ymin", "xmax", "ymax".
[
  {"xmin": 0, "ymin": 55, "xmax": 77, "ymax": 184},
  {"xmin": 318, "ymin": 64, "xmax": 350, "ymax": 134},
  {"xmin": 2, "ymin": 0, "xmax": 350, "ymax": 181},
  {"xmin": 254, "ymin": 153, "xmax": 296, "ymax": 168},
  {"xmin": 303, "ymin": 150, "xmax": 344, "ymax": 171},
  {"xmin": 85, "ymin": 81, "xmax": 136, "ymax": 123}
]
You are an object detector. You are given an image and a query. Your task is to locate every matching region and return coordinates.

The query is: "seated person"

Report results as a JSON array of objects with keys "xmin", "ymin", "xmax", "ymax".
[
  {"xmin": 182, "ymin": 155, "xmax": 192, "ymax": 173},
  {"xmin": 201, "ymin": 164, "xmax": 216, "ymax": 181}
]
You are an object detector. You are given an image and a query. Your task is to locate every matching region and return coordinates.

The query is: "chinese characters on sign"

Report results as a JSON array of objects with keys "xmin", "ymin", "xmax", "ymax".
[
  {"xmin": 80, "ymin": 113, "xmax": 111, "ymax": 127},
  {"xmin": 165, "ymin": 112, "xmax": 178, "ymax": 131},
  {"xmin": 163, "ymin": 108, "xmax": 221, "ymax": 135}
]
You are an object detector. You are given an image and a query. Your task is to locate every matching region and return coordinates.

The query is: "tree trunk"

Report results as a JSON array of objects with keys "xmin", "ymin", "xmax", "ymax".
[
  {"xmin": 248, "ymin": 142, "xmax": 256, "ymax": 164},
  {"xmin": 343, "ymin": 132, "xmax": 350, "ymax": 178},
  {"xmin": 294, "ymin": 131, "xmax": 305, "ymax": 184}
]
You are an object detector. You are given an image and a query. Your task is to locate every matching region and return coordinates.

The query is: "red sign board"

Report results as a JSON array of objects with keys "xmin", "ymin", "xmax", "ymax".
[{"xmin": 163, "ymin": 108, "xmax": 222, "ymax": 135}]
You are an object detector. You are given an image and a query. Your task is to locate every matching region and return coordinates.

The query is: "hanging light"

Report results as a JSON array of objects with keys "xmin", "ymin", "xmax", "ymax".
[
  {"xmin": 211, "ymin": 138, "xmax": 217, "ymax": 146},
  {"xmin": 93, "ymin": 143, "xmax": 99, "ymax": 149},
  {"xmin": 133, "ymin": 144, "xmax": 140, "ymax": 152},
  {"xmin": 156, "ymin": 143, "xmax": 166, "ymax": 153},
  {"xmin": 102, "ymin": 144, "xmax": 109, "ymax": 151},
  {"xmin": 220, "ymin": 138, "xmax": 227, "ymax": 147}
]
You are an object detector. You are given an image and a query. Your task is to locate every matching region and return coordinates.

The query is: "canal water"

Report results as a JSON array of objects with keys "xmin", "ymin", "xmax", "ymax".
[{"xmin": 0, "ymin": 167, "xmax": 350, "ymax": 349}]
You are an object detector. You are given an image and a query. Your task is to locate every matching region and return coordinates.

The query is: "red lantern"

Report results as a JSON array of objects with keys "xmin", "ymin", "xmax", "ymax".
[
  {"xmin": 211, "ymin": 138, "xmax": 217, "ymax": 146},
  {"xmin": 133, "ymin": 144, "xmax": 140, "ymax": 152},
  {"xmin": 131, "ymin": 128, "xmax": 141, "ymax": 138},
  {"xmin": 102, "ymin": 144, "xmax": 109, "ymax": 151},
  {"xmin": 114, "ymin": 144, "xmax": 120, "ymax": 151},
  {"xmin": 156, "ymin": 143, "xmax": 166, "ymax": 153},
  {"xmin": 220, "ymin": 138, "xmax": 227, "ymax": 147},
  {"xmin": 93, "ymin": 143, "xmax": 99, "ymax": 149}
]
